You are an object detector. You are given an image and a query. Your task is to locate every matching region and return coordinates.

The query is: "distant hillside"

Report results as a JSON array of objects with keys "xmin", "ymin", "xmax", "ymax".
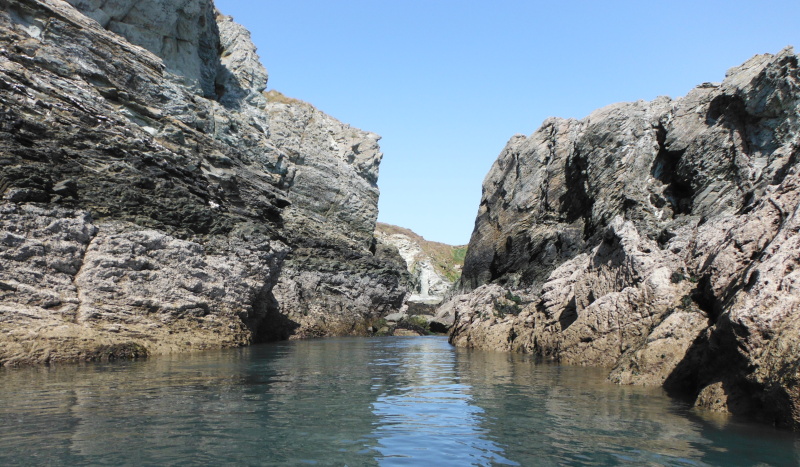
[{"xmin": 376, "ymin": 223, "xmax": 467, "ymax": 284}]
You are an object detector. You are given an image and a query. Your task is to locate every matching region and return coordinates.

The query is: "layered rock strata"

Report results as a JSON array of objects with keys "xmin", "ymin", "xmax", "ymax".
[
  {"xmin": 264, "ymin": 102, "xmax": 408, "ymax": 339},
  {"xmin": 448, "ymin": 48, "xmax": 800, "ymax": 428},
  {"xmin": 0, "ymin": 0, "xmax": 406, "ymax": 365}
]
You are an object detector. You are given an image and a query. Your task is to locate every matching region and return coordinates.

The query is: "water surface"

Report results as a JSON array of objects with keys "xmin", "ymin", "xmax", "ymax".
[{"xmin": 0, "ymin": 336, "xmax": 797, "ymax": 465}]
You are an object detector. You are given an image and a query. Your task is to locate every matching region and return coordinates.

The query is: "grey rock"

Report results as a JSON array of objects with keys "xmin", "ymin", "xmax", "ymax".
[
  {"xmin": 265, "ymin": 99, "xmax": 383, "ymax": 250},
  {"xmin": 215, "ymin": 13, "xmax": 268, "ymax": 104},
  {"xmin": 52, "ymin": 179, "xmax": 78, "ymax": 198},
  {"xmin": 269, "ymin": 244, "xmax": 408, "ymax": 339},
  {"xmin": 0, "ymin": 204, "xmax": 287, "ymax": 365},
  {"xmin": 383, "ymin": 312, "xmax": 407, "ymax": 323},
  {"xmin": 66, "ymin": 0, "xmax": 222, "ymax": 99},
  {"xmin": 429, "ymin": 304, "xmax": 456, "ymax": 333},
  {"xmin": 448, "ymin": 47, "xmax": 800, "ymax": 428},
  {"xmin": 0, "ymin": 0, "xmax": 407, "ymax": 364}
]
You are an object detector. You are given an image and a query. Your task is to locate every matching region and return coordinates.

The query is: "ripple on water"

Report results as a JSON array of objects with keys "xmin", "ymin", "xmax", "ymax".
[{"xmin": 0, "ymin": 336, "xmax": 799, "ymax": 466}]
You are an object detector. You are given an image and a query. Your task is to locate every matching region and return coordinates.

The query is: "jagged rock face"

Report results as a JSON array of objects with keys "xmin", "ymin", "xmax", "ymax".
[
  {"xmin": 270, "ymin": 240, "xmax": 410, "ymax": 339},
  {"xmin": 0, "ymin": 204, "xmax": 286, "ymax": 365},
  {"xmin": 258, "ymin": 88, "xmax": 391, "ymax": 337},
  {"xmin": 66, "ymin": 0, "xmax": 224, "ymax": 99},
  {"xmin": 215, "ymin": 13, "xmax": 268, "ymax": 104},
  {"xmin": 265, "ymin": 100, "xmax": 383, "ymax": 250},
  {"xmin": 450, "ymin": 48, "xmax": 800, "ymax": 428},
  {"xmin": 0, "ymin": 0, "xmax": 406, "ymax": 364},
  {"xmin": 251, "ymin": 90, "xmax": 394, "ymax": 336},
  {"xmin": 461, "ymin": 51, "xmax": 798, "ymax": 291}
]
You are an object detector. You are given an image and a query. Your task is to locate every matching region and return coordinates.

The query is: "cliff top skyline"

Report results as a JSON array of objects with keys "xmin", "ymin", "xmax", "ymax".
[{"xmin": 215, "ymin": 0, "xmax": 800, "ymax": 245}]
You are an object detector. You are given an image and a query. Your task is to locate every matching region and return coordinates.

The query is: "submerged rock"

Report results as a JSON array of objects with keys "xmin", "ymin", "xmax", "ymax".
[
  {"xmin": 447, "ymin": 48, "xmax": 800, "ymax": 428},
  {"xmin": 0, "ymin": 0, "xmax": 407, "ymax": 365}
]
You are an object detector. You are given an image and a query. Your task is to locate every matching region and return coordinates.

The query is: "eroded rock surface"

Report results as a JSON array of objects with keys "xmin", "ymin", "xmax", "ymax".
[
  {"xmin": 0, "ymin": 204, "xmax": 286, "ymax": 365},
  {"xmin": 0, "ymin": 0, "xmax": 407, "ymax": 364},
  {"xmin": 269, "ymin": 238, "xmax": 410, "ymax": 339},
  {"xmin": 448, "ymin": 48, "xmax": 800, "ymax": 428}
]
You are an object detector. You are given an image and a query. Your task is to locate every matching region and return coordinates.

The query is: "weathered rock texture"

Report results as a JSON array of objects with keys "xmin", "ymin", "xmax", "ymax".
[
  {"xmin": 0, "ymin": 0, "xmax": 406, "ymax": 364},
  {"xmin": 264, "ymin": 101, "xmax": 408, "ymax": 338},
  {"xmin": 449, "ymin": 48, "xmax": 800, "ymax": 428}
]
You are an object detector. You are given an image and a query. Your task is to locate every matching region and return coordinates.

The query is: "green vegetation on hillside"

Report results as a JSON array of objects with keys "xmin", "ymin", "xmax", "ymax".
[
  {"xmin": 376, "ymin": 223, "xmax": 467, "ymax": 283},
  {"xmin": 447, "ymin": 246, "xmax": 468, "ymax": 282},
  {"xmin": 263, "ymin": 89, "xmax": 310, "ymax": 106}
]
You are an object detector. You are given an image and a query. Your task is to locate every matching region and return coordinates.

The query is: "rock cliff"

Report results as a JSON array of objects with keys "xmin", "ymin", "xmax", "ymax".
[
  {"xmin": 0, "ymin": 0, "xmax": 407, "ymax": 365},
  {"xmin": 448, "ymin": 48, "xmax": 800, "ymax": 428},
  {"xmin": 264, "ymin": 98, "xmax": 407, "ymax": 339}
]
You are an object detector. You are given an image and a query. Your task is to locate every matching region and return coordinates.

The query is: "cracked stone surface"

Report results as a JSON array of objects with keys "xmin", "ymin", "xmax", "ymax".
[
  {"xmin": 0, "ymin": 0, "xmax": 407, "ymax": 364},
  {"xmin": 0, "ymin": 204, "xmax": 287, "ymax": 365},
  {"xmin": 448, "ymin": 48, "xmax": 800, "ymax": 428}
]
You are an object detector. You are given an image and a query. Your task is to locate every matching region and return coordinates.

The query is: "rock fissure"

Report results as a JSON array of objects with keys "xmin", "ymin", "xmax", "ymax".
[{"xmin": 69, "ymin": 215, "xmax": 98, "ymax": 325}]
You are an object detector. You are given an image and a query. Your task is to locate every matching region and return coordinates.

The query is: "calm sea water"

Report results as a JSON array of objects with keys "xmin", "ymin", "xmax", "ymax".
[{"xmin": 0, "ymin": 336, "xmax": 798, "ymax": 466}]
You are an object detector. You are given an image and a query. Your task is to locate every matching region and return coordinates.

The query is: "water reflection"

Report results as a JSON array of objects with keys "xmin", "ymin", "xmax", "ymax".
[
  {"xmin": 0, "ymin": 337, "xmax": 798, "ymax": 466},
  {"xmin": 453, "ymin": 347, "xmax": 800, "ymax": 466},
  {"xmin": 0, "ymin": 343, "xmax": 382, "ymax": 466},
  {"xmin": 369, "ymin": 338, "xmax": 515, "ymax": 465}
]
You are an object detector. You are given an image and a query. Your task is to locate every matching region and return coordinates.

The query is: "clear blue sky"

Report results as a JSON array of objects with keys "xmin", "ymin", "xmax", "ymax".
[{"xmin": 214, "ymin": 0, "xmax": 799, "ymax": 245}]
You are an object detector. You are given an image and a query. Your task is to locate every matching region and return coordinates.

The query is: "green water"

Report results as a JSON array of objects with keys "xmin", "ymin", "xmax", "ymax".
[{"xmin": 0, "ymin": 336, "xmax": 797, "ymax": 466}]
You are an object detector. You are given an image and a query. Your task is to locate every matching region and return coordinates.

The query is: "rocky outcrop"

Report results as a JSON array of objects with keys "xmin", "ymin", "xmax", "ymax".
[
  {"xmin": 66, "ymin": 0, "xmax": 223, "ymax": 99},
  {"xmin": 0, "ymin": 204, "xmax": 286, "ymax": 365},
  {"xmin": 0, "ymin": 0, "xmax": 406, "ymax": 365},
  {"xmin": 448, "ymin": 48, "xmax": 800, "ymax": 428},
  {"xmin": 268, "ymin": 238, "xmax": 410, "ymax": 339},
  {"xmin": 266, "ymin": 99, "xmax": 383, "ymax": 248},
  {"xmin": 261, "ymin": 97, "xmax": 408, "ymax": 338}
]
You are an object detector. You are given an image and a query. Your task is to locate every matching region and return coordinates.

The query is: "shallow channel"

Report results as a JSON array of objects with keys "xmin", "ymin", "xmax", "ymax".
[{"xmin": 1, "ymin": 336, "xmax": 798, "ymax": 466}]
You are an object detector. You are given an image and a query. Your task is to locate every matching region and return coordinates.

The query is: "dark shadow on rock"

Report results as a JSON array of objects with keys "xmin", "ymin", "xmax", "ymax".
[
  {"xmin": 651, "ymin": 124, "xmax": 693, "ymax": 217},
  {"xmin": 558, "ymin": 297, "xmax": 578, "ymax": 330},
  {"xmin": 663, "ymin": 317, "xmax": 797, "ymax": 429},
  {"xmin": 428, "ymin": 320, "xmax": 449, "ymax": 334},
  {"xmin": 593, "ymin": 230, "xmax": 622, "ymax": 265},
  {"xmin": 561, "ymin": 148, "xmax": 593, "ymax": 231},
  {"xmin": 406, "ymin": 301, "xmax": 439, "ymax": 316},
  {"xmin": 248, "ymin": 289, "xmax": 300, "ymax": 343}
]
